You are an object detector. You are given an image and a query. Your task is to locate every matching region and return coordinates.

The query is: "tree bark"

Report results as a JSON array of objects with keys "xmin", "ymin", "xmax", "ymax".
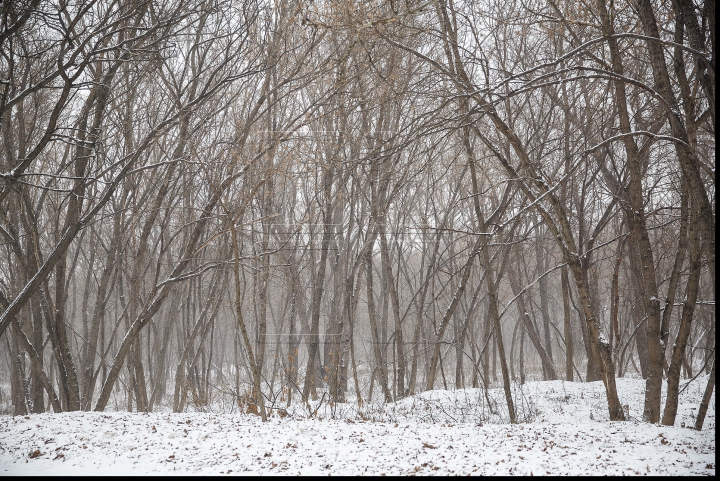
[
  {"xmin": 596, "ymin": 0, "xmax": 663, "ymax": 422},
  {"xmin": 694, "ymin": 357, "xmax": 715, "ymax": 431},
  {"xmin": 380, "ymin": 228, "xmax": 407, "ymax": 400},
  {"xmin": 302, "ymin": 163, "xmax": 335, "ymax": 403},
  {"xmin": 662, "ymin": 196, "xmax": 701, "ymax": 425},
  {"xmin": 365, "ymin": 237, "xmax": 393, "ymax": 403},
  {"xmin": 561, "ymin": 266, "xmax": 574, "ymax": 381}
]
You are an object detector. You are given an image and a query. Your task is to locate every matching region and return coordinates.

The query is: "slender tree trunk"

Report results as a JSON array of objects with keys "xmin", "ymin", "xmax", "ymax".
[
  {"xmin": 365, "ymin": 239, "xmax": 393, "ymax": 402},
  {"xmin": 380, "ymin": 229, "xmax": 406, "ymax": 400},
  {"xmin": 302, "ymin": 163, "xmax": 335, "ymax": 403},
  {"xmin": 519, "ymin": 319, "xmax": 526, "ymax": 386},
  {"xmin": 535, "ymin": 232, "xmax": 553, "ymax": 365},
  {"xmin": 561, "ymin": 266, "xmax": 573, "ymax": 381},
  {"xmin": 662, "ymin": 199, "xmax": 702, "ymax": 425},
  {"xmin": 230, "ymin": 214, "xmax": 267, "ymax": 422},
  {"xmin": 694, "ymin": 357, "xmax": 715, "ymax": 431}
]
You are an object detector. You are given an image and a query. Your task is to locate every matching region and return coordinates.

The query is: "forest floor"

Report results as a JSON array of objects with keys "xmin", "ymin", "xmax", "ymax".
[{"xmin": 0, "ymin": 376, "xmax": 714, "ymax": 475}]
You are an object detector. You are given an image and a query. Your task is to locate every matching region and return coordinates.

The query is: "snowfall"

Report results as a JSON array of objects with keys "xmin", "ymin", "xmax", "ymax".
[{"xmin": 0, "ymin": 376, "xmax": 714, "ymax": 476}]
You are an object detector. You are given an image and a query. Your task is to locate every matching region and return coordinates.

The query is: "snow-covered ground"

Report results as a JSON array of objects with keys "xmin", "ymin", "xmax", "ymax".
[{"xmin": 1, "ymin": 376, "xmax": 714, "ymax": 475}]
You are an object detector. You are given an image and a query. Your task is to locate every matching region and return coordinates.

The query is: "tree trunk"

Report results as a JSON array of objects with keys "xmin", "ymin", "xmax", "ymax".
[
  {"xmin": 535, "ymin": 232, "xmax": 554, "ymax": 365},
  {"xmin": 694, "ymin": 357, "xmax": 715, "ymax": 431},
  {"xmin": 302, "ymin": 163, "xmax": 335, "ymax": 403},
  {"xmin": 596, "ymin": 0, "xmax": 663, "ymax": 422},
  {"xmin": 380, "ymin": 229, "xmax": 406, "ymax": 400},
  {"xmin": 365, "ymin": 241, "xmax": 393, "ymax": 402},
  {"xmin": 561, "ymin": 266, "xmax": 573, "ymax": 381},
  {"xmin": 662, "ymin": 198, "xmax": 702, "ymax": 425}
]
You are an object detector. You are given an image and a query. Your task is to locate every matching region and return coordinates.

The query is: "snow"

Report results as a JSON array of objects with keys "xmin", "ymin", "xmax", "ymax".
[{"xmin": 1, "ymin": 376, "xmax": 714, "ymax": 476}]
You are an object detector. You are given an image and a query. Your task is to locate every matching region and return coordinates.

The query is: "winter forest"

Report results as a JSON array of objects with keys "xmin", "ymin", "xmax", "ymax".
[{"xmin": 0, "ymin": 0, "xmax": 715, "ymax": 474}]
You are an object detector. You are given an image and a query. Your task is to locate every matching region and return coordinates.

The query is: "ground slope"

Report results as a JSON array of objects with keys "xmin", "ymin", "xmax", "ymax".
[{"xmin": 1, "ymin": 377, "xmax": 714, "ymax": 475}]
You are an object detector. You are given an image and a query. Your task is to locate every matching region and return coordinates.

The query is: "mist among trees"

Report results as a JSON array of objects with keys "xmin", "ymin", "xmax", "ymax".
[{"xmin": 0, "ymin": 0, "xmax": 714, "ymax": 430}]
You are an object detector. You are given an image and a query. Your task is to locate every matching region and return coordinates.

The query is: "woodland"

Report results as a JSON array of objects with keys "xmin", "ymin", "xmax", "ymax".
[{"xmin": 0, "ymin": 0, "xmax": 715, "ymax": 432}]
